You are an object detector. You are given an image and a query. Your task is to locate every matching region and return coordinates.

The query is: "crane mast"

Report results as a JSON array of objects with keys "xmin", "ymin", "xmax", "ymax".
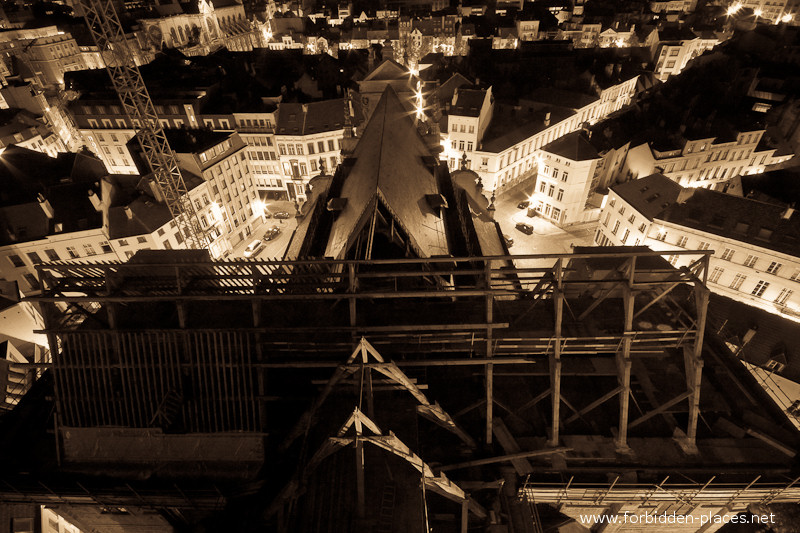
[{"xmin": 78, "ymin": 0, "xmax": 208, "ymax": 251}]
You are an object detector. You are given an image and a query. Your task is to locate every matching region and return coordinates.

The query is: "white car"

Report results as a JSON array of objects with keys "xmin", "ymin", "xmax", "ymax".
[{"xmin": 243, "ymin": 239, "xmax": 263, "ymax": 258}]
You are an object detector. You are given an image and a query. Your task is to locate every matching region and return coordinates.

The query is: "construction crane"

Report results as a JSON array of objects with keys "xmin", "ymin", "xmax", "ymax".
[{"xmin": 78, "ymin": 0, "xmax": 208, "ymax": 251}]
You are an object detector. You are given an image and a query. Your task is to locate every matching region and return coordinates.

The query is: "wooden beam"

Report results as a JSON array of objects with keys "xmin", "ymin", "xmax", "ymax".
[
  {"xmin": 628, "ymin": 391, "xmax": 692, "ymax": 429},
  {"xmin": 437, "ymin": 447, "xmax": 572, "ymax": 472},
  {"xmin": 565, "ymin": 386, "xmax": 623, "ymax": 425}
]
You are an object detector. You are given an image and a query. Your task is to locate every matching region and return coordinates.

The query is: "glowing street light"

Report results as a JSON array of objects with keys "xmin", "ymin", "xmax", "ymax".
[
  {"xmin": 782, "ymin": 13, "xmax": 793, "ymax": 22},
  {"xmin": 727, "ymin": 3, "xmax": 742, "ymax": 16},
  {"xmin": 754, "ymin": 8, "xmax": 763, "ymax": 16}
]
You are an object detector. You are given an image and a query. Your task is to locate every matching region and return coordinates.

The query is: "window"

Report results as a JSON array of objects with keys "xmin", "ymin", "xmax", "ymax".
[
  {"xmin": 752, "ymin": 280, "xmax": 769, "ymax": 297},
  {"xmin": 561, "ymin": 172, "xmax": 568, "ymax": 182},
  {"xmin": 668, "ymin": 254, "xmax": 679, "ymax": 265},
  {"xmin": 603, "ymin": 212, "xmax": 611, "ymax": 226},
  {"xmin": 709, "ymin": 267, "xmax": 724, "ymax": 283},
  {"xmin": 775, "ymin": 288, "xmax": 794, "ymax": 305},
  {"xmin": 698, "ymin": 241, "xmax": 710, "ymax": 250},
  {"xmin": 618, "ymin": 206, "xmax": 626, "ymax": 216},
  {"xmin": 7, "ymin": 254, "xmax": 24, "ymax": 267},
  {"xmin": 611, "ymin": 220, "xmax": 620, "ymax": 235},
  {"xmin": 552, "ymin": 207, "xmax": 561, "ymax": 221},
  {"xmin": 137, "ymin": 236, "xmax": 147, "ymax": 244},
  {"xmin": 451, "ymin": 123, "xmax": 457, "ymax": 132},
  {"xmin": 790, "ymin": 270, "xmax": 800, "ymax": 282},
  {"xmin": 287, "ymin": 144, "xmax": 295, "ymax": 155},
  {"xmin": 622, "ymin": 229, "xmax": 630, "ymax": 244},
  {"xmin": 539, "ymin": 181, "xmax": 546, "ymax": 193},
  {"xmin": 628, "ymin": 214, "xmax": 636, "ymax": 224},
  {"xmin": 296, "ymin": 144, "xmax": 303, "ymax": 155},
  {"xmin": 278, "ymin": 144, "xmax": 286, "ymax": 155},
  {"xmin": 676, "ymin": 236, "xmax": 688, "ymax": 247},
  {"xmin": 766, "ymin": 261, "xmax": 782, "ymax": 275},
  {"xmin": 307, "ymin": 143, "xmax": 315, "ymax": 154},
  {"xmin": 655, "ymin": 230, "xmax": 667, "ymax": 242},
  {"xmin": 44, "ymin": 248, "xmax": 59, "ymax": 261},
  {"xmin": 469, "ymin": 125, "xmax": 475, "ymax": 133},
  {"xmin": 22, "ymin": 274, "xmax": 39, "ymax": 291},
  {"xmin": 609, "ymin": 197, "xmax": 616, "ymax": 207},
  {"xmin": 556, "ymin": 189, "xmax": 564, "ymax": 201},
  {"xmin": 721, "ymin": 248, "xmax": 735, "ymax": 261},
  {"xmin": 318, "ymin": 141, "xmax": 325, "ymax": 152},
  {"xmin": 548, "ymin": 185, "xmax": 555, "ymax": 197},
  {"xmin": 83, "ymin": 244, "xmax": 97, "ymax": 256},
  {"xmin": 100, "ymin": 241, "xmax": 112, "ymax": 253},
  {"xmin": 460, "ymin": 124, "xmax": 466, "ymax": 133},
  {"xmin": 730, "ymin": 274, "xmax": 746, "ymax": 290},
  {"xmin": 638, "ymin": 223, "xmax": 647, "ymax": 233},
  {"xmin": 552, "ymin": 169, "xmax": 559, "ymax": 180},
  {"xmin": 744, "ymin": 255, "xmax": 758, "ymax": 268},
  {"xmin": 66, "ymin": 246, "xmax": 79, "ymax": 259},
  {"xmin": 328, "ymin": 140, "xmax": 335, "ymax": 151},
  {"xmin": 459, "ymin": 141, "xmax": 465, "ymax": 151},
  {"xmin": 26, "ymin": 252, "xmax": 42, "ymax": 264}
]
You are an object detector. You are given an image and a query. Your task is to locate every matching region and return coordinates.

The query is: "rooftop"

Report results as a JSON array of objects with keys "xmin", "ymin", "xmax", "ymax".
[
  {"xmin": 657, "ymin": 188, "xmax": 800, "ymax": 257},
  {"xmin": 611, "ymin": 173, "xmax": 682, "ymax": 220},
  {"xmin": 540, "ymin": 131, "xmax": 599, "ymax": 161}
]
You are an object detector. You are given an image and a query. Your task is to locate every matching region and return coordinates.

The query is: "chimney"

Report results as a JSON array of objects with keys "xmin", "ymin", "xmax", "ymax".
[
  {"xmin": 676, "ymin": 187, "xmax": 697, "ymax": 204},
  {"xmin": 148, "ymin": 178, "xmax": 164, "ymax": 203},
  {"xmin": 88, "ymin": 190, "xmax": 101, "ymax": 211},
  {"xmin": 124, "ymin": 206, "xmax": 133, "ymax": 220},
  {"xmin": 37, "ymin": 193, "xmax": 54, "ymax": 219},
  {"xmin": 544, "ymin": 112, "xmax": 551, "ymax": 127},
  {"xmin": 782, "ymin": 202, "xmax": 795, "ymax": 219}
]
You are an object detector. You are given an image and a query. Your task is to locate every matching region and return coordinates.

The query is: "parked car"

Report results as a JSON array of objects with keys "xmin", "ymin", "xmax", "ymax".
[
  {"xmin": 517, "ymin": 200, "xmax": 531, "ymax": 209},
  {"xmin": 263, "ymin": 211, "xmax": 272, "ymax": 218},
  {"xmin": 273, "ymin": 211, "xmax": 291, "ymax": 219},
  {"xmin": 243, "ymin": 239, "xmax": 263, "ymax": 258},
  {"xmin": 503, "ymin": 235, "xmax": 514, "ymax": 248},
  {"xmin": 515, "ymin": 222, "xmax": 534, "ymax": 235},
  {"xmin": 264, "ymin": 226, "xmax": 281, "ymax": 241}
]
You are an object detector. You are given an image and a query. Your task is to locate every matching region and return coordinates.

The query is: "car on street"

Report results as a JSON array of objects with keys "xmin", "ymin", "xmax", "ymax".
[
  {"xmin": 503, "ymin": 235, "xmax": 514, "ymax": 248},
  {"xmin": 273, "ymin": 211, "xmax": 291, "ymax": 219},
  {"xmin": 264, "ymin": 226, "xmax": 281, "ymax": 241},
  {"xmin": 515, "ymin": 222, "xmax": 534, "ymax": 235},
  {"xmin": 243, "ymin": 239, "xmax": 263, "ymax": 258},
  {"xmin": 517, "ymin": 200, "xmax": 530, "ymax": 209}
]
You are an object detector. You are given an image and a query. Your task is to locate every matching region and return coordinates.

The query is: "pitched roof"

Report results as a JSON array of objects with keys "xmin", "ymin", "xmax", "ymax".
[
  {"xmin": 540, "ymin": 131, "xmax": 599, "ymax": 161},
  {"xmin": 611, "ymin": 173, "xmax": 682, "ymax": 220},
  {"xmin": 324, "ymin": 87, "xmax": 449, "ymax": 259},
  {"xmin": 362, "ymin": 59, "xmax": 411, "ymax": 82},
  {"xmin": 276, "ymin": 100, "xmax": 345, "ymax": 135},
  {"xmin": 656, "ymin": 188, "xmax": 800, "ymax": 257},
  {"xmin": 451, "ymin": 88, "xmax": 487, "ymax": 117}
]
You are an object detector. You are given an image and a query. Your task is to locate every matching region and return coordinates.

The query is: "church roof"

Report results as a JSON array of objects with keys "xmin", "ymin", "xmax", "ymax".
[{"xmin": 324, "ymin": 87, "xmax": 449, "ymax": 259}]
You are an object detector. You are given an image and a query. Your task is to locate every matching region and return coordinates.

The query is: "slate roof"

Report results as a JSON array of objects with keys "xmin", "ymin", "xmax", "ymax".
[
  {"xmin": 540, "ymin": 131, "xmax": 599, "ymax": 161},
  {"xmin": 276, "ymin": 100, "xmax": 345, "ymax": 135},
  {"xmin": 611, "ymin": 173, "xmax": 682, "ymax": 220},
  {"xmin": 450, "ymin": 89, "xmax": 486, "ymax": 117},
  {"xmin": 656, "ymin": 188, "xmax": 800, "ymax": 258},
  {"xmin": 324, "ymin": 87, "xmax": 449, "ymax": 259}
]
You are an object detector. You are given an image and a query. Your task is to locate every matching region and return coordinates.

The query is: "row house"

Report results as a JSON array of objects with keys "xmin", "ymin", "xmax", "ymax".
[
  {"xmin": 651, "ymin": 189, "xmax": 800, "ymax": 320},
  {"xmin": 558, "ymin": 23, "xmax": 601, "ymax": 48},
  {"xmin": 0, "ymin": 109, "xmax": 66, "ymax": 158},
  {"xmin": 622, "ymin": 129, "xmax": 793, "ymax": 190},
  {"xmin": 0, "ymin": 147, "xmax": 115, "ymax": 297},
  {"xmin": 274, "ymin": 100, "xmax": 346, "ymax": 202},
  {"xmin": 596, "ymin": 178, "xmax": 800, "ymax": 321},
  {"xmin": 598, "ymin": 24, "xmax": 636, "ymax": 48},
  {"xmin": 649, "ymin": 0, "xmax": 698, "ymax": 12},
  {"xmin": 530, "ymin": 131, "xmax": 602, "ymax": 226},
  {"xmin": 741, "ymin": 0, "xmax": 798, "ymax": 23},
  {"xmin": 653, "ymin": 28, "xmax": 720, "ymax": 81},
  {"xmin": 449, "ymin": 74, "xmax": 639, "ymax": 196},
  {"xmin": 595, "ymin": 172, "xmax": 682, "ymax": 248}
]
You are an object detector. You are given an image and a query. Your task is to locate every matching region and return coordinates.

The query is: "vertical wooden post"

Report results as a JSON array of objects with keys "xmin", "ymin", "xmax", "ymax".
[
  {"xmin": 550, "ymin": 259, "xmax": 563, "ymax": 447},
  {"xmin": 355, "ymin": 435, "xmax": 366, "ymax": 520},
  {"xmin": 461, "ymin": 499, "xmax": 469, "ymax": 533},
  {"xmin": 485, "ymin": 259, "xmax": 494, "ymax": 445},
  {"xmin": 687, "ymin": 284, "xmax": 709, "ymax": 444},
  {"xmin": 617, "ymin": 258, "xmax": 635, "ymax": 450}
]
